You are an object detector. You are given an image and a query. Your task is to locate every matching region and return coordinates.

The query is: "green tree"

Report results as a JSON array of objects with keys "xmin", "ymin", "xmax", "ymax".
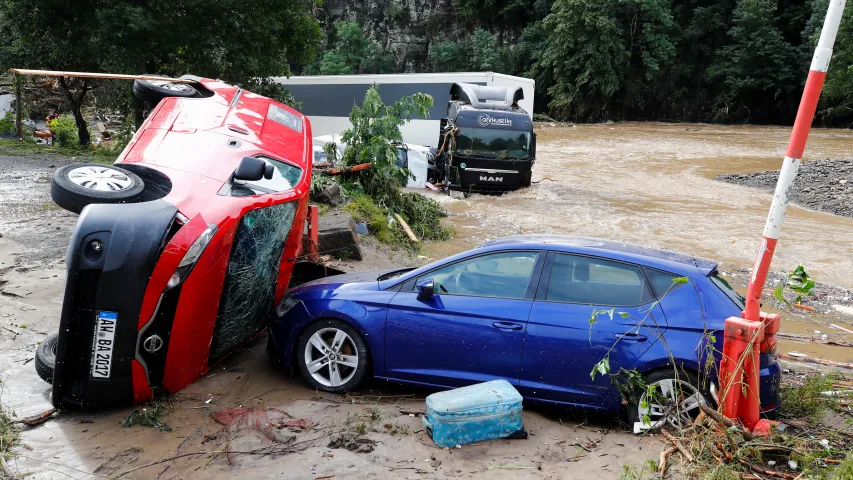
[
  {"xmin": 429, "ymin": 41, "xmax": 468, "ymax": 72},
  {"xmin": 0, "ymin": 0, "xmax": 320, "ymax": 146},
  {"xmin": 470, "ymin": 29, "xmax": 510, "ymax": 72},
  {"xmin": 708, "ymin": 0, "xmax": 798, "ymax": 122},
  {"xmin": 540, "ymin": 0, "xmax": 627, "ymax": 120},
  {"xmin": 806, "ymin": 0, "xmax": 853, "ymax": 124},
  {"xmin": 319, "ymin": 21, "xmax": 396, "ymax": 75}
]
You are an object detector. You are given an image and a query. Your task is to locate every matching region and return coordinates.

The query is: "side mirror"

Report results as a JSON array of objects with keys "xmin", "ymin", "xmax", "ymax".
[
  {"xmin": 416, "ymin": 279, "xmax": 435, "ymax": 301},
  {"xmin": 233, "ymin": 157, "xmax": 266, "ymax": 181}
]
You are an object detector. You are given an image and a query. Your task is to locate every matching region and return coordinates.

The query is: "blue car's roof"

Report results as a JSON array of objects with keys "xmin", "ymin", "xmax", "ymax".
[{"xmin": 481, "ymin": 235, "xmax": 717, "ymax": 275}]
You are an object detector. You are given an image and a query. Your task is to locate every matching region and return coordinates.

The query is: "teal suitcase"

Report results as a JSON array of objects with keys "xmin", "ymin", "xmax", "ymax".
[{"xmin": 422, "ymin": 379, "xmax": 524, "ymax": 448}]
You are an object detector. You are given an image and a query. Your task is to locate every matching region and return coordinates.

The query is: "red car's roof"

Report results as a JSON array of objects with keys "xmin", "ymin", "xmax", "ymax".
[{"xmin": 120, "ymin": 79, "xmax": 310, "ymax": 183}]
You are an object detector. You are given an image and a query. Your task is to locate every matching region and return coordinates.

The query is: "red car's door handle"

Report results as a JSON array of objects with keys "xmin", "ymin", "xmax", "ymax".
[
  {"xmin": 492, "ymin": 321, "xmax": 524, "ymax": 331},
  {"xmin": 615, "ymin": 333, "xmax": 647, "ymax": 342}
]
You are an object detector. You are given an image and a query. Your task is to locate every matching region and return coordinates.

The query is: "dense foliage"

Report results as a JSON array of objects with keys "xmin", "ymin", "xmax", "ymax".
[
  {"xmin": 0, "ymin": 0, "xmax": 320, "ymax": 144},
  {"xmin": 313, "ymin": 0, "xmax": 853, "ymax": 125}
]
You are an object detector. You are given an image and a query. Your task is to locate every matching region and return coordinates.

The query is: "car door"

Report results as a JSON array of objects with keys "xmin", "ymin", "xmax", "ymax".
[
  {"xmin": 519, "ymin": 252, "xmax": 664, "ymax": 409},
  {"xmin": 384, "ymin": 250, "xmax": 544, "ymax": 388}
]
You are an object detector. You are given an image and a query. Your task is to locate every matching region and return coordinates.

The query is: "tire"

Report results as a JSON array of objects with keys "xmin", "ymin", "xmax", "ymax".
[
  {"xmin": 51, "ymin": 163, "xmax": 145, "ymax": 213},
  {"xmin": 627, "ymin": 369, "xmax": 713, "ymax": 429},
  {"xmin": 521, "ymin": 170, "xmax": 532, "ymax": 188},
  {"xmin": 132, "ymin": 78, "xmax": 197, "ymax": 105},
  {"xmin": 296, "ymin": 319, "xmax": 369, "ymax": 394},
  {"xmin": 35, "ymin": 333, "xmax": 59, "ymax": 384}
]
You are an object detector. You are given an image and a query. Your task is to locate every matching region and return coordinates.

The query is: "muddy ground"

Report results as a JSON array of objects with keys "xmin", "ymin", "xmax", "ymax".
[
  {"xmin": 2, "ymin": 123, "xmax": 853, "ymax": 479},
  {"xmin": 716, "ymin": 158, "xmax": 853, "ymax": 218}
]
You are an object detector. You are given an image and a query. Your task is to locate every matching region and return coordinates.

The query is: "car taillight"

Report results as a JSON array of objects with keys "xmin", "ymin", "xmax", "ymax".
[{"xmin": 759, "ymin": 312, "xmax": 780, "ymax": 355}]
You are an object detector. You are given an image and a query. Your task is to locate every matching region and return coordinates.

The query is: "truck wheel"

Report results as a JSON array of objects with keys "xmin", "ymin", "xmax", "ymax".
[
  {"xmin": 35, "ymin": 333, "xmax": 59, "ymax": 384},
  {"xmin": 132, "ymin": 78, "xmax": 197, "ymax": 105},
  {"xmin": 521, "ymin": 171, "xmax": 532, "ymax": 188},
  {"xmin": 51, "ymin": 163, "xmax": 145, "ymax": 213}
]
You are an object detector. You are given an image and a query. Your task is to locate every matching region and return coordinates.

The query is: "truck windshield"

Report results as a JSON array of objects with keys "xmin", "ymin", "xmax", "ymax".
[{"xmin": 456, "ymin": 128, "xmax": 530, "ymax": 159}]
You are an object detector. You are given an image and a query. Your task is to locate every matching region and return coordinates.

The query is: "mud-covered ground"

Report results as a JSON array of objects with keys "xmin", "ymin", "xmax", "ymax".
[
  {"xmin": 716, "ymin": 158, "xmax": 853, "ymax": 218},
  {"xmin": 0, "ymin": 151, "xmax": 655, "ymax": 479}
]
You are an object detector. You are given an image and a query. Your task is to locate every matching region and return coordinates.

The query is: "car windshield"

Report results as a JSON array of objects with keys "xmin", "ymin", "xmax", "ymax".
[
  {"xmin": 455, "ymin": 128, "xmax": 530, "ymax": 159},
  {"xmin": 709, "ymin": 271, "xmax": 746, "ymax": 309}
]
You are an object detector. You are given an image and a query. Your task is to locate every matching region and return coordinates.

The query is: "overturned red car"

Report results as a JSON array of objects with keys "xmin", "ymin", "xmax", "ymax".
[{"xmin": 36, "ymin": 76, "xmax": 315, "ymax": 409}]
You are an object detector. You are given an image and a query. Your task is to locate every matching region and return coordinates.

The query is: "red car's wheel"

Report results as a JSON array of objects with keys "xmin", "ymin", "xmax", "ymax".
[
  {"xmin": 35, "ymin": 333, "xmax": 58, "ymax": 384},
  {"xmin": 132, "ymin": 78, "xmax": 197, "ymax": 105},
  {"xmin": 51, "ymin": 163, "xmax": 145, "ymax": 213}
]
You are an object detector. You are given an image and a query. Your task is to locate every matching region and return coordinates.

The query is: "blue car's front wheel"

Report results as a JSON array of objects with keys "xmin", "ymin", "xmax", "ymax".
[{"xmin": 296, "ymin": 320, "xmax": 369, "ymax": 393}]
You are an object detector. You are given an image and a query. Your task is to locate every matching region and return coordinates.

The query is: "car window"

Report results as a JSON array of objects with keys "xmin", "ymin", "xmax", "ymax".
[
  {"xmin": 709, "ymin": 271, "xmax": 746, "ymax": 309},
  {"xmin": 417, "ymin": 251, "xmax": 539, "ymax": 299},
  {"xmin": 546, "ymin": 254, "xmax": 649, "ymax": 306},
  {"xmin": 231, "ymin": 156, "xmax": 302, "ymax": 196},
  {"xmin": 645, "ymin": 268, "xmax": 685, "ymax": 299}
]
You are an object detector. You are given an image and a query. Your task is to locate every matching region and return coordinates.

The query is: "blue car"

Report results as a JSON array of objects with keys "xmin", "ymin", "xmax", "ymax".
[{"xmin": 269, "ymin": 236, "xmax": 781, "ymax": 426}]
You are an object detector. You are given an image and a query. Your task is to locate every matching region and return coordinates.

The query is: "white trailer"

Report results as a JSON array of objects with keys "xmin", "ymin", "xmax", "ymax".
[{"xmin": 271, "ymin": 72, "xmax": 535, "ymax": 148}]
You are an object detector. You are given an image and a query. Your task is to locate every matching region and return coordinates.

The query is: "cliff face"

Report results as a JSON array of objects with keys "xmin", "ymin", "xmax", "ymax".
[{"xmin": 314, "ymin": 0, "xmax": 460, "ymax": 72}]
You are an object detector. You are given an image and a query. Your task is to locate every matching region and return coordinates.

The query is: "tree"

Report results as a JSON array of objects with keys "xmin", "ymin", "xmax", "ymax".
[
  {"xmin": 319, "ymin": 21, "xmax": 396, "ymax": 75},
  {"xmin": 806, "ymin": 0, "xmax": 853, "ymax": 124},
  {"xmin": 708, "ymin": 0, "xmax": 798, "ymax": 122},
  {"xmin": 470, "ymin": 29, "xmax": 510, "ymax": 72},
  {"xmin": 429, "ymin": 41, "xmax": 468, "ymax": 72},
  {"xmin": 0, "ymin": 0, "xmax": 320, "ymax": 145},
  {"xmin": 540, "ymin": 0, "xmax": 627, "ymax": 120}
]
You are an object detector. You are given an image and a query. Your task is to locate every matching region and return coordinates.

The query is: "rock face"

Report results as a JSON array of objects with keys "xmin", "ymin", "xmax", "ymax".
[
  {"xmin": 312, "ymin": 0, "xmax": 460, "ymax": 72},
  {"xmin": 715, "ymin": 158, "xmax": 853, "ymax": 218}
]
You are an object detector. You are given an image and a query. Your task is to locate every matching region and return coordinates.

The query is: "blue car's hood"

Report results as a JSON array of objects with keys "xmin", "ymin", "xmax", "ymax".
[{"xmin": 291, "ymin": 268, "xmax": 411, "ymax": 295}]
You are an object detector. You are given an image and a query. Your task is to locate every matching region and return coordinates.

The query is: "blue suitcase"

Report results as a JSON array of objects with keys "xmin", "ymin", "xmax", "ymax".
[{"xmin": 422, "ymin": 379, "xmax": 523, "ymax": 447}]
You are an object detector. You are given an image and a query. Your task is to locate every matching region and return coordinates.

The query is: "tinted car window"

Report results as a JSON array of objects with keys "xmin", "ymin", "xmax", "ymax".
[
  {"xmin": 546, "ymin": 254, "xmax": 649, "ymax": 306},
  {"xmin": 232, "ymin": 156, "xmax": 302, "ymax": 196},
  {"xmin": 418, "ymin": 251, "xmax": 539, "ymax": 299},
  {"xmin": 710, "ymin": 271, "xmax": 746, "ymax": 309},
  {"xmin": 645, "ymin": 268, "xmax": 684, "ymax": 299}
]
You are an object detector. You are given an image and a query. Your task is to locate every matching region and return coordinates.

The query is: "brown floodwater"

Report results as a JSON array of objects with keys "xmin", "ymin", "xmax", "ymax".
[
  {"xmin": 424, "ymin": 122, "xmax": 853, "ymax": 362},
  {"xmin": 427, "ymin": 122, "xmax": 853, "ymax": 290}
]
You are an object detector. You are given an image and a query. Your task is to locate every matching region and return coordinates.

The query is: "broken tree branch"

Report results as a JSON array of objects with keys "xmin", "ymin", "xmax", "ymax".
[
  {"xmin": 392, "ymin": 213, "xmax": 419, "ymax": 243},
  {"xmin": 14, "ymin": 408, "xmax": 56, "ymax": 427},
  {"xmin": 327, "ymin": 163, "xmax": 372, "ymax": 175},
  {"xmin": 661, "ymin": 429, "xmax": 694, "ymax": 462},
  {"xmin": 658, "ymin": 446, "xmax": 677, "ymax": 476},
  {"xmin": 699, "ymin": 404, "xmax": 754, "ymax": 441}
]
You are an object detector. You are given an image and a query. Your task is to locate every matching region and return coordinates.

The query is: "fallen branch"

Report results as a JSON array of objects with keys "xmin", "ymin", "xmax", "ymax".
[
  {"xmin": 778, "ymin": 354, "xmax": 853, "ymax": 370},
  {"xmin": 327, "ymin": 163, "xmax": 371, "ymax": 176},
  {"xmin": 737, "ymin": 458, "xmax": 798, "ymax": 479},
  {"xmin": 792, "ymin": 304, "xmax": 816, "ymax": 312},
  {"xmin": 699, "ymin": 404, "xmax": 754, "ymax": 441},
  {"xmin": 661, "ymin": 429, "xmax": 694, "ymax": 463},
  {"xmin": 659, "ymin": 446, "xmax": 677, "ymax": 476},
  {"xmin": 14, "ymin": 408, "xmax": 56, "ymax": 427},
  {"xmin": 392, "ymin": 213, "xmax": 419, "ymax": 243}
]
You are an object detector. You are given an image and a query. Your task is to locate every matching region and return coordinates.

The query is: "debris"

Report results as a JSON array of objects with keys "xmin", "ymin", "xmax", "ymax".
[
  {"xmin": 354, "ymin": 222, "xmax": 368, "ymax": 235},
  {"xmin": 425, "ymin": 182, "xmax": 438, "ymax": 191},
  {"xmin": 272, "ymin": 418, "xmax": 312, "ymax": 430},
  {"xmin": 315, "ymin": 475, "xmax": 336, "ymax": 479},
  {"xmin": 489, "ymin": 465, "xmax": 533, "ymax": 470},
  {"xmin": 315, "ymin": 182, "xmax": 345, "ymax": 206},
  {"xmin": 318, "ymin": 213, "xmax": 362, "ymax": 261},
  {"xmin": 787, "ymin": 352, "xmax": 808, "ymax": 358},
  {"xmin": 328, "ymin": 163, "xmax": 372, "ymax": 176},
  {"xmin": 15, "ymin": 408, "xmax": 56, "ymax": 426},
  {"xmin": 788, "ymin": 460, "xmax": 798, "ymax": 470},
  {"xmin": 793, "ymin": 303, "xmax": 816, "ymax": 312},
  {"xmin": 779, "ymin": 354, "xmax": 853, "ymax": 370},
  {"xmin": 661, "ymin": 429, "xmax": 694, "ymax": 463},
  {"xmin": 659, "ymin": 446, "xmax": 677, "ymax": 474},
  {"xmin": 830, "ymin": 323, "xmax": 853, "ymax": 334},
  {"xmin": 392, "ymin": 213, "xmax": 419, "ymax": 243},
  {"xmin": 205, "ymin": 399, "xmax": 212, "ymax": 404}
]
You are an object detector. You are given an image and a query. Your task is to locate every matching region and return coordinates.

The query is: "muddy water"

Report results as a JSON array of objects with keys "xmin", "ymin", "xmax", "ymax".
[
  {"xmin": 429, "ymin": 123, "xmax": 853, "ymax": 290},
  {"xmin": 425, "ymin": 122, "xmax": 853, "ymax": 361}
]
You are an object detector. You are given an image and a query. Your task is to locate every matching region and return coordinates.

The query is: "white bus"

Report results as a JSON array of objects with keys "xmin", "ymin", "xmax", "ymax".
[{"xmin": 271, "ymin": 72, "xmax": 535, "ymax": 148}]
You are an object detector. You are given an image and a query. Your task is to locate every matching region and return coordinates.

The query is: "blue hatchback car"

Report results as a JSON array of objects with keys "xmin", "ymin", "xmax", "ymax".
[{"xmin": 269, "ymin": 236, "xmax": 781, "ymax": 426}]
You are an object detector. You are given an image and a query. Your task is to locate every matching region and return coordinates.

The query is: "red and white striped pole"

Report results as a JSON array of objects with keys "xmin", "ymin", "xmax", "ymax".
[{"xmin": 720, "ymin": 0, "xmax": 846, "ymax": 429}]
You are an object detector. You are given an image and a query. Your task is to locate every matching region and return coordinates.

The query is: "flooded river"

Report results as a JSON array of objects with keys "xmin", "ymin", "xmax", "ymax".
[{"xmin": 429, "ymin": 122, "xmax": 853, "ymax": 291}]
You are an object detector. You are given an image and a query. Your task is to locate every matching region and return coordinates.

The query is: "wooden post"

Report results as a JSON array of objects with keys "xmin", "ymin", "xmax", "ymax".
[{"xmin": 14, "ymin": 73, "xmax": 22, "ymax": 139}]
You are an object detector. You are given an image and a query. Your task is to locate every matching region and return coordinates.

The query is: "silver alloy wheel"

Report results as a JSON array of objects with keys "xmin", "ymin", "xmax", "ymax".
[
  {"xmin": 67, "ymin": 166, "xmax": 134, "ymax": 192},
  {"xmin": 147, "ymin": 80, "xmax": 194, "ymax": 93},
  {"xmin": 637, "ymin": 378, "xmax": 707, "ymax": 428},
  {"xmin": 304, "ymin": 327, "xmax": 359, "ymax": 388}
]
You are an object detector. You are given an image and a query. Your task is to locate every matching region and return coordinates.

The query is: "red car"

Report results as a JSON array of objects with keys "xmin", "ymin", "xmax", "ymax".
[{"xmin": 36, "ymin": 76, "xmax": 316, "ymax": 409}]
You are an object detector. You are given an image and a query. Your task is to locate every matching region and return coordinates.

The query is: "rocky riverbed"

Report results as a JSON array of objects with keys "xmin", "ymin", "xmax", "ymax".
[{"xmin": 715, "ymin": 158, "xmax": 853, "ymax": 218}]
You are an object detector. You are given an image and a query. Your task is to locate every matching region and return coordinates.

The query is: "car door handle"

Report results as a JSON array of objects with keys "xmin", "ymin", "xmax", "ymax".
[
  {"xmin": 614, "ymin": 333, "xmax": 647, "ymax": 342},
  {"xmin": 492, "ymin": 321, "xmax": 523, "ymax": 331}
]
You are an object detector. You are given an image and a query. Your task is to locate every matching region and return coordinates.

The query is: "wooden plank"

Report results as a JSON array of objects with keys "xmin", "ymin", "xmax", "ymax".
[
  {"xmin": 393, "ymin": 213, "xmax": 419, "ymax": 243},
  {"xmin": 9, "ymin": 69, "xmax": 196, "ymax": 83}
]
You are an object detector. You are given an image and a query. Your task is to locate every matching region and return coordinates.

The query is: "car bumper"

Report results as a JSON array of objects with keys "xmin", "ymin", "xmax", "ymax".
[
  {"xmin": 52, "ymin": 200, "xmax": 178, "ymax": 410},
  {"xmin": 758, "ymin": 354, "xmax": 782, "ymax": 413}
]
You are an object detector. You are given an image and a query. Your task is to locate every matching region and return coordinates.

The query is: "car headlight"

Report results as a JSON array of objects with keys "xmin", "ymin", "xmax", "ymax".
[{"xmin": 165, "ymin": 224, "xmax": 218, "ymax": 291}]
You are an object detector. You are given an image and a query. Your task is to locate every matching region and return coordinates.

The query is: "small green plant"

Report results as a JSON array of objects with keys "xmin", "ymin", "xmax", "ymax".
[
  {"xmin": 48, "ymin": 115, "xmax": 80, "ymax": 148},
  {"xmin": 123, "ymin": 399, "xmax": 173, "ymax": 431},
  {"xmin": 0, "ymin": 381, "xmax": 20, "ymax": 461},
  {"xmin": 777, "ymin": 373, "xmax": 838, "ymax": 422},
  {"xmin": 773, "ymin": 264, "xmax": 816, "ymax": 307},
  {"xmin": 0, "ymin": 111, "xmax": 15, "ymax": 135}
]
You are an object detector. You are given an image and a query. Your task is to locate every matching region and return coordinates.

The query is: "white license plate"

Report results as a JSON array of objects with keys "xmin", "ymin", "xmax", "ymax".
[{"xmin": 91, "ymin": 311, "xmax": 117, "ymax": 379}]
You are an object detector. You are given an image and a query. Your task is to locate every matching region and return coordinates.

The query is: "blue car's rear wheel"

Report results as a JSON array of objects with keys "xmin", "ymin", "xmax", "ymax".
[
  {"xmin": 628, "ymin": 370, "xmax": 711, "ymax": 429},
  {"xmin": 297, "ymin": 320, "xmax": 369, "ymax": 393}
]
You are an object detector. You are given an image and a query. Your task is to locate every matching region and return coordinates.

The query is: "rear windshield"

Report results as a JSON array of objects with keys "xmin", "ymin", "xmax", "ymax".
[{"xmin": 709, "ymin": 271, "xmax": 745, "ymax": 309}]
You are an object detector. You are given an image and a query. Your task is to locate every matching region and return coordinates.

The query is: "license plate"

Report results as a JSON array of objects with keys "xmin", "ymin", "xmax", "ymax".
[{"xmin": 91, "ymin": 311, "xmax": 117, "ymax": 379}]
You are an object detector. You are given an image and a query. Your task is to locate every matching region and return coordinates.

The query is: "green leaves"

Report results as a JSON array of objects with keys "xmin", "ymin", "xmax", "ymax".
[
  {"xmin": 590, "ymin": 355, "xmax": 611, "ymax": 380},
  {"xmin": 672, "ymin": 277, "xmax": 689, "ymax": 285},
  {"xmin": 787, "ymin": 265, "xmax": 815, "ymax": 303}
]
